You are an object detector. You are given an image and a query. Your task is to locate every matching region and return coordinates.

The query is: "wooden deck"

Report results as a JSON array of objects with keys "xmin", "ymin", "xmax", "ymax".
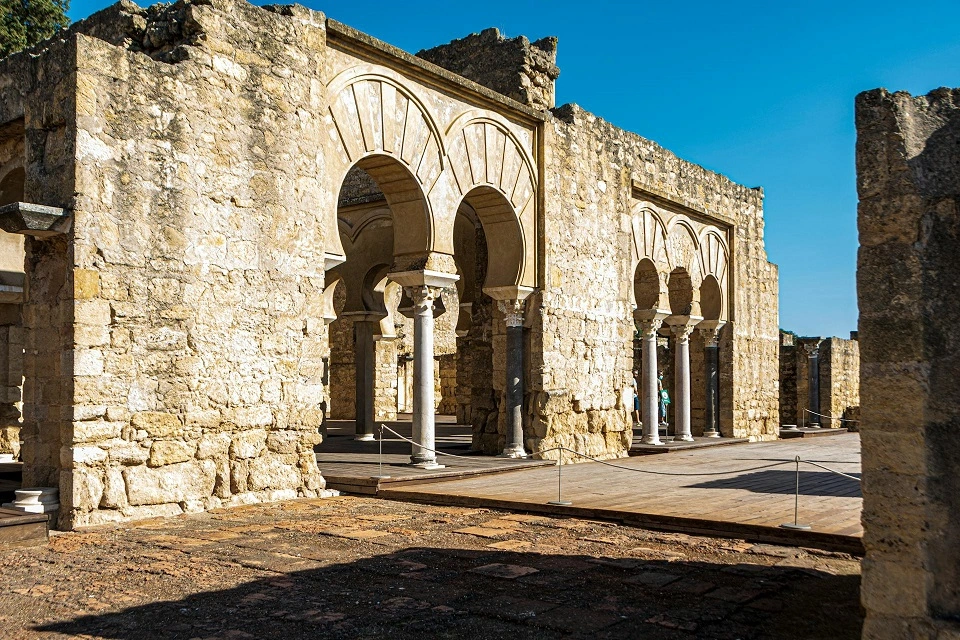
[
  {"xmin": 317, "ymin": 419, "xmax": 552, "ymax": 494},
  {"xmin": 0, "ymin": 506, "xmax": 48, "ymax": 548},
  {"xmin": 378, "ymin": 433, "xmax": 864, "ymax": 554}
]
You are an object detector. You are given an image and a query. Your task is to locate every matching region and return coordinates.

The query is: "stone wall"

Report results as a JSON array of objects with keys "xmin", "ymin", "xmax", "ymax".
[
  {"xmin": 536, "ymin": 104, "xmax": 778, "ymax": 460},
  {"xmin": 416, "ymin": 28, "xmax": 559, "ymax": 111},
  {"xmin": 779, "ymin": 331, "xmax": 797, "ymax": 426},
  {"xmin": 778, "ymin": 333, "xmax": 859, "ymax": 429},
  {"xmin": 51, "ymin": 0, "xmax": 330, "ymax": 527},
  {"xmin": 819, "ymin": 336, "xmax": 860, "ymax": 429},
  {"xmin": 856, "ymin": 86, "xmax": 960, "ymax": 638},
  {"xmin": 437, "ymin": 353, "xmax": 457, "ymax": 415}
]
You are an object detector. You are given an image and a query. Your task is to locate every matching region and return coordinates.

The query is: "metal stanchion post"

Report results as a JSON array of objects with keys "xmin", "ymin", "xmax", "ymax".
[
  {"xmin": 780, "ymin": 455, "xmax": 811, "ymax": 530},
  {"xmin": 370, "ymin": 424, "xmax": 391, "ymax": 481},
  {"xmin": 547, "ymin": 449, "xmax": 572, "ymax": 506}
]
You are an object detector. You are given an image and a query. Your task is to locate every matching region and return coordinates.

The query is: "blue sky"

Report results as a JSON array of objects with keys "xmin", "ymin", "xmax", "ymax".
[{"xmin": 68, "ymin": 0, "xmax": 960, "ymax": 338}]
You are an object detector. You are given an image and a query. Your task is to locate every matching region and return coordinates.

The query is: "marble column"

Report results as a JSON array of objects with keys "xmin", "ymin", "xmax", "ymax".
[
  {"xmin": 700, "ymin": 322, "xmax": 723, "ymax": 438},
  {"xmin": 804, "ymin": 342, "xmax": 821, "ymax": 428},
  {"xmin": 407, "ymin": 285, "xmax": 444, "ymax": 468},
  {"xmin": 670, "ymin": 322, "xmax": 695, "ymax": 442},
  {"xmin": 637, "ymin": 318, "xmax": 664, "ymax": 445},
  {"xmin": 498, "ymin": 299, "xmax": 527, "ymax": 458},
  {"xmin": 352, "ymin": 319, "xmax": 378, "ymax": 441}
]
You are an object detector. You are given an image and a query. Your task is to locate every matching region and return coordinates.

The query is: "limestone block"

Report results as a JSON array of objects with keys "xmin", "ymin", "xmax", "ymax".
[
  {"xmin": 71, "ymin": 466, "xmax": 105, "ymax": 512},
  {"xmin": 247, "ymin": 452, "xmax": 300, "ymax": 491},
  {"xmin": 107, "ymin": 441, "xmax": 149, "ymax": 466},
  {"xmin": 196, "ymin": 432, "xmax": 231, "ymax": 459},
  {"xmin": 230, "ymin": 429, "xmax": 267, "ymax": 459},
  {"xmin": 266, "ymin": 430, "xmax": 298, "ymax": 454},
  {"xmin": 148, "ymin": 440, "xmax": 197, "ymax": 467},
  {"xmin": 123, "ymin": 459, "xmax": 217, "ymax": 506},
  {"xmin": 100, "ymin": 467, "xmax": 127, "ymax": 509},
  {"xmin": 130, "ymin": 411, "xmax": 182, "ymax": 438},
  {"xmin": 74, "ymin": 420, "xmax": 124, "ymax": 443}
]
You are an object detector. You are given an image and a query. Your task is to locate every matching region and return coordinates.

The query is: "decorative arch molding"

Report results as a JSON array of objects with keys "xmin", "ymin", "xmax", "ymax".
[
  {"xmin": 338, "ymin": 206, "xmax": 393, "ymax": 244},
  {"xmin": 665, "ymin": 215, "xmax": 701, "ymax": 286},
  {"xmin": 630, "ymin": 206, "xmax": 670, "ymax": 270},
  {"xmin": 695, "ymin": 228, "xmax": 730, "ymax": 321},
  {"xmin": 441, "ymin": 113, "xmax": 538, "ymax": 290},
  {"xmin": 326, "ymin": 69, "xmax": 446, "ymax": 191}
]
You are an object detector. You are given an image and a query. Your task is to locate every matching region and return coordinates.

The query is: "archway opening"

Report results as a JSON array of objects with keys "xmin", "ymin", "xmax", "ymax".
[
  {"xmin": 634, "ymin": 258, "xmax": 661, "ymax": 311},
  {"xmin": 700, "ymin": 274, "xmax": 722, "ymax": 321}
]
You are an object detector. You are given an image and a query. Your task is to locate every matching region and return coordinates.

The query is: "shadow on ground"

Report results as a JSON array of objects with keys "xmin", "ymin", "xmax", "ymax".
[
  {"xmin": 36, "ymin": 547, "xmax": 860, "ymax": 640},
  {"xmin": 689, "ymin": 470, "xmax": 862, "ymax": 498}
]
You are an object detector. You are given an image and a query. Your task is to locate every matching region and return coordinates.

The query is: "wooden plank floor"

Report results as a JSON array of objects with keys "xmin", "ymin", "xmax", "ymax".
[{"xmin": 378, "ymin": 433, "xmax": 863, "ymax": 552}]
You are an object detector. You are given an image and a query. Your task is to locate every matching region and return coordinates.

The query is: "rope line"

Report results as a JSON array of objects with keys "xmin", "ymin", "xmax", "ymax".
[
  {"xmin": 379, "ymin": 425, "xmax": 860, "ymax": 481},
  {"xmin": 802, "ymin": 408, "xmax": 860, "ymax": 423}
]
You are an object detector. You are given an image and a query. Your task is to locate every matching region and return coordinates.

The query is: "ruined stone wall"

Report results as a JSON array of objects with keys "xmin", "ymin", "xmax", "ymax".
[
  {"xmin": 779, "ymin": 332, "xmax": 797, "ymax": 426},
  {"xmin": 437, "ymin": 353, "xmax": 457, "ymax": 415},
  {"xmin": 537, "ymin": 104, "xmax": 778, "ymax": 458},
  {"xmin": 58, "ymin": 0, "xmax": 330, "ymax": 527},
  {"xmin": 0, "ymin": 132, "xmax": 25, "ymax": 457},
  {"xmin": 373, "ymin": 338, "xmax": 397, "ymax": 422},
  {"xmin": 819, "ymin": 336, "xmax": 859, "ymax": 429},
  {"xmin": 416, "ymin": 28, "xmax": 559, "ymax": 111},
  {"xmin": 0, "ymin": 32, "xmax": 78, "ymax": 489},
  {"xmin": 856, "ymin": 87, "xmax": 960, "ymax": 639}
]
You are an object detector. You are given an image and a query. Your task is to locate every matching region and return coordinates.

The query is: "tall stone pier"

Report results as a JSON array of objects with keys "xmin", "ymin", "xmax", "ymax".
[{"xmin": 856, "ymin": 87, "xmax": 960, "ymax": 639}]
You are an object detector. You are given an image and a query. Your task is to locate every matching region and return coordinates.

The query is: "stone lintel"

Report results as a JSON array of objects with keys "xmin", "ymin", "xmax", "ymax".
[
  {"xmin": 697, "ymin": 319, "xmax": 726, "ymax": 332},
  {"xmin": 0, "ymin": 202, "xmax": 70, "ymax": 237},
  {"xmin": 388, "ymin": 269, "xmax": 459, "ymax": 289},
  {"xmin": 633, "ymin": 308, "xmax": 669, "ymax": 324},
  {"xmin": 482, "ymin": 285, "xmax": 534, "ymax": 302},
  {"xmin": 665, "ymin": 314, "xmax": 703, "ymax": 328}
]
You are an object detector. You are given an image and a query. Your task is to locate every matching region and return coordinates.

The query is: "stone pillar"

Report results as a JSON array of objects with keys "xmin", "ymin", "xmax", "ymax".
[
  {"xmin": 637, "ymin": 318, "xmax": 664, "ymax": 445},
  {"xmin": 390, "ymin": 269, "xmax": 459, "ymax": 469},
  {"xmin": 407, "ymin": 285, "xmax": 442, "ymax": 468},
  {"xmin": 497, "ymin": 298, "xmax": 527, "ymax": 458},
  {"xmin": 700, "ymin": 322, "xmax": 723, "ymax": 438},
  {"xmin": 353, "ymin": 319, "xmax": 378, "ymax": 441},
  {"xmin": 669, "ymin": 320, "xmax": 697, "ymax": 442},
  {"xmin": 804, "ymin": 342, "xmax": 821, "ymax": 427}
]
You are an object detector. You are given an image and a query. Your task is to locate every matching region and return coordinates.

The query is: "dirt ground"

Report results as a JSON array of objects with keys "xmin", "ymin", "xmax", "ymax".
[{"xmin": 0, "ymin": 495, "xmax": 862, "ymax": 639}]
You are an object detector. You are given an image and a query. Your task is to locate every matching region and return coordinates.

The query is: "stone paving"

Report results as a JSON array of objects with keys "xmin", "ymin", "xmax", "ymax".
[{"xmin": 0, "ymin": 495, "xmax": 861, "ymax": 639}]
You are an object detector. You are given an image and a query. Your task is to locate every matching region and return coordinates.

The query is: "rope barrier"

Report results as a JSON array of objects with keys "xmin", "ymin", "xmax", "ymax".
[
  {"xmin": 802, "ymin": 408, "xmax": 860, "ymax": 423},
  {"xmin": 374, "ymin": 424, "xmax": 861, "ymax": 527},
  {"xmin": 377, "ymin": 424, "xmax": 856, "ymax": 480}
]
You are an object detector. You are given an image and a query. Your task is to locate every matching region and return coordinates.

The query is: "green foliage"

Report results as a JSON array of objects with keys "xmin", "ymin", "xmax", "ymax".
[{"xmin": 0, "ymin": 0, "xmax": 70, "ymax": 58}]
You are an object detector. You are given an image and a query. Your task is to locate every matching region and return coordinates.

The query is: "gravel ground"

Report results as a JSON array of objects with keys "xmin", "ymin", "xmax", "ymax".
[{"xmin": 0, "ymin": 495, "xmax": 862, "ymax": 639}]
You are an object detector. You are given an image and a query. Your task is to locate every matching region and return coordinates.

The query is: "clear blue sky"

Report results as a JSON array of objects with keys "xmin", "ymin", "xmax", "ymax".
[{"xmin": 68, "ymin": 0, "xmax": 960, "ymax": 338}]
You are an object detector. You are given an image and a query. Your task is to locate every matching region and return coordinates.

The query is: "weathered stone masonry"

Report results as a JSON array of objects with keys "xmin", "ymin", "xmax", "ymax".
[
  {"xmin": 857, "ymin": 87, "xmax": 960, "ymax": 639},
  {"xmin": 0, "ymin": 0, "xmax": 780, "ymax": 527}
]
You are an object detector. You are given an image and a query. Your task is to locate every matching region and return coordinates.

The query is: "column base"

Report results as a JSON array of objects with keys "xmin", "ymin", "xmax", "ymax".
[
  {"xmin": 409, "ymin": 461, "xmax": 445, "ymax": 470},
  {"xmin": 354, "ymin": 434, "xmax": 376, "ymax": 442},
  {"xmin": 703, "ymin": 430, "xmax": 721, "ymax": 438},
  {"xmin": 640, "ymin": 435, "xmax": 662, "ymax": 445},
  {"xmin": 674, "ymin": 435, "xmax": 695, "ymax": 442},
  {"xmin": 498, "ymin": 446, "xmax": 528, "ymax": 459}
]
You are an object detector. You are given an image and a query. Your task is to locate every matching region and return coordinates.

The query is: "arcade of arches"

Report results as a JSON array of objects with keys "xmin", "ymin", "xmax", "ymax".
[{"xmin": 0, "ymin": 0, "xmax": 779, "ymax": 528}]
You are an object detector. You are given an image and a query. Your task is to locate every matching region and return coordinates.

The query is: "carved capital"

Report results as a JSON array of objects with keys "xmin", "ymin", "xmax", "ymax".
[
  {"xmin": 670, "ymin": 323, "xmax": 695, "ymax": 344},
  {"xmin": 405, "ymin": 285, "xmax": 442, "ymax": 315},
  {"xmin": 701, "ymin": 327, "xmax": 721, "ymax": 348},
  {"xmin": 497, "ymin": 299, "xmax": 525, "ymax": 328},
  {"xmin": 636, "ymin": 318, "xmax": 664, "ymax": 340},
  {"xmin": 802, "ymin": 342, "xmax": 820, "ymax": 358}
]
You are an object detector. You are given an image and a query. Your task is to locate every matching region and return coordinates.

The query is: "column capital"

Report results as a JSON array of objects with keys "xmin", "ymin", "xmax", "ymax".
[
  {"xmin": 636, "ymin": 317, "xmax": 664, "ymax": 339},
  {"xmin": 666, "ymin": 315, "xmax": 702, "ymax": 344},
  {"xmin": 698, "ymin": 319, "xmax": 726, "ymax": 348},
  {"xmin": 497, "ymin": 299, "xmax": 526, "ymax": 327},
  {"xmin": 405, "ymin": 285, "xmax": 443, "ymax": 315},
  {"xmin": 802, "ymin": 340, "xmax": 821, "ymax": 357}
]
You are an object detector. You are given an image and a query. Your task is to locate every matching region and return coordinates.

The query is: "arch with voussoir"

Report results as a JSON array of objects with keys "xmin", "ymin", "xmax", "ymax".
[{"xmin": 443, "ymin": 112, "xmax": 538, "ymax": 290}]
